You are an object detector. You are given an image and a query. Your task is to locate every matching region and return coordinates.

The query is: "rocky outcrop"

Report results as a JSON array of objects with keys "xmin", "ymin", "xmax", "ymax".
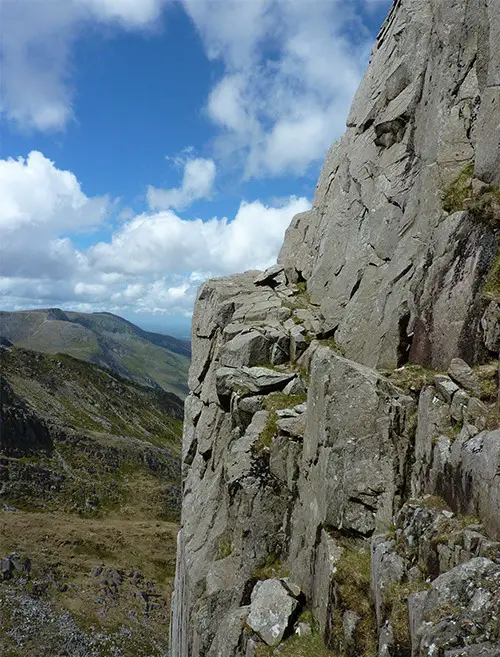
[
  {"xmin": 171, "ymin": 0, "xmax": 499, "ymax": 655},
  {"xmin": 278, "ymin": 0, "xmax": 498, "ymax": 371}
]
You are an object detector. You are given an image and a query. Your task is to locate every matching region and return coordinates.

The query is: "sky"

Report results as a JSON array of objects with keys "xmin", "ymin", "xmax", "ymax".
[{"xmin": 0, "ymin": 0, "xmax": 392, "ymax": 336}]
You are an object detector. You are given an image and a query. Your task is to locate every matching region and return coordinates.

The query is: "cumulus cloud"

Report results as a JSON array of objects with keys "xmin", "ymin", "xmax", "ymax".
[
  {"xmin": 147, "ymin": 158, "xmax": 216, "ymax": 211},
  {"xmin": 183, "ymin": 0, "xmax": 380, "ymax": 177},
  {"xmin": 0, "ymin": 151, "xmax": 309, "ymax": 316},
  {"xmin": 0, "ymin": 0, "xmax": 169, "ymax": 131},
  {"xmin": 89, "ymin": 195, "xmax": 309, "ymax": 276},
  {"xmin": 0, "ymin": 152, "xmax": 108, "ymax": 279}
]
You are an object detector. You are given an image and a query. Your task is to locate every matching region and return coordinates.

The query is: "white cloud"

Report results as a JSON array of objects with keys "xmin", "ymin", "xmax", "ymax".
[
  {"xmin": 0, "ymin": 151, "xmax": 107, "ymax": 232},
  {"xmin": 0, "ymin": 0, "xmax": 169, "ymax": 131},
  {"xmin": 0, "ymin": 151, "xmax": 309, "ymax": 316},
  {"xmin": 183, "ymin": 0, "xmax": 376, "ymax": 177},
  {"xmin": 89, "ymin": 195, "xmax": 309, "ymax": 276},
  {"xmin": 147, "ymin": 158, "xmax": 216, "ymax": 211},
  {"xmin": 0, "ymin": 152, "xmax": 108, "ymax": 280}
]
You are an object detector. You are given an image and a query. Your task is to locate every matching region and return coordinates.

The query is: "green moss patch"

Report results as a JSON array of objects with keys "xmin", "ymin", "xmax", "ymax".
[
  {"xmin": 483, "ymin": 252, "xmax": 500, "ymax": 302},
  {"xmin": 382, "ymin": 364, "xmax": 439, "ymax": 395},
  {"xmin": 442, "ymin": 162, "xmax": 500, "ymax": 229},
  {"xmin": 254, "ymin": 632, "xmax": 336, "ymax": 657},
  {"xmin": 255, "ymin": 393, "xmax": 307, "ymax": 453},
  {"xmin": 468, "ymin": 185, "xmax": 500, "ymax": 229},
  {"xmin": 329, "ymin": 541, "xmax": 378, "ymax": 657},
  {"xmin": 442, "ymin": 163, "xmax": 474, "ymax": 214},
  {"xmin": 382, "ymin": 579, "xmax": 429, "ymax": 651},
  {"xmin": 252, "ymin": 553, "xmax": 289, "ymax": 581}
]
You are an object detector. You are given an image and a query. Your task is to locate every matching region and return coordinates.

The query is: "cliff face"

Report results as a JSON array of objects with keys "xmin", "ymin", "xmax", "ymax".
[{"xmin": 171, "ymin": 1, "xmax": 500, "ymax": 655}]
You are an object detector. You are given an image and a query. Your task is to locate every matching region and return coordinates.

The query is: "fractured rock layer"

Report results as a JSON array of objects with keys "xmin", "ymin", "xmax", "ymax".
[{"xmin": 171, "ymin": 0, "xmax": 499, "ymax": 655}]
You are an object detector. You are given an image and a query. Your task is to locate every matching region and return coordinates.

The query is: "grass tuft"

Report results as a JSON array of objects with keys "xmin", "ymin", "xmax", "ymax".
[
  {"xmin": 442, "ymin": 163, "xmax": 474, "ymax": 214},
  {"xmin": 254, "ymin": 393, "xmax": 307, "ymax": 454}
]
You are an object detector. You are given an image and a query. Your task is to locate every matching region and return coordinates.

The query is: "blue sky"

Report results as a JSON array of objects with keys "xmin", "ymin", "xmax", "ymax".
[{"xmin": 0, "ymin": 0, "xmax": 391, "ymax": 336}]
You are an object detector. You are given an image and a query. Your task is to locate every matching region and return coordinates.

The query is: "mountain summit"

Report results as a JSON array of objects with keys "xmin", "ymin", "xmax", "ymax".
[{"xmin": 0, "ymin": 308, "xmax": 190, "ymax": 399}]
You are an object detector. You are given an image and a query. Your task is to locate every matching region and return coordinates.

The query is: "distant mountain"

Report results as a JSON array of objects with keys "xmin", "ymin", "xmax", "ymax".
[
  {"xmin": 0, "ymin": 308, "xmax": 190, "ymax": 399},
  {"xmin": 0, "ymin": 345, "xmax": 183, "ymax": 656}
]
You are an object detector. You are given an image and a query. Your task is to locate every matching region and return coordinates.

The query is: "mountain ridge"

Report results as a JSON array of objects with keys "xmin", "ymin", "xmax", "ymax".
[{"xmin": 0, "ymin": 308, "xmax": 190, "ymax": 399}]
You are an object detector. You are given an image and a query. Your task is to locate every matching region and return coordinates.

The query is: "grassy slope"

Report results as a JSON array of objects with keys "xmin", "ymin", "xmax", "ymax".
[
  {"xmin": 0, "ymin": 347, "xmax": 183, "ymax": 657},
  {"xmin": 0, "ymin": 309, "xmax": 190, "ymax": 399}
]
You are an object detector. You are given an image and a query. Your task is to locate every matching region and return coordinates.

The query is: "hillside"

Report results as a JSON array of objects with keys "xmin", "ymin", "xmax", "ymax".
[
  {"xmin": 0, "ymin": 308, "xmax": 190, "ymax": 399},
  {"xmin": 0, "ymin": 346, "xmax": 184, "ymax": 657}
]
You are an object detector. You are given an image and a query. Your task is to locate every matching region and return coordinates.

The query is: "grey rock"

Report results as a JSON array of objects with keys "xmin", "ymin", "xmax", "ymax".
[
  {"xmin": 170, "ymin": 2, "xmax": 500, "ymax": 656},
  {"xmin": 276, "ymin": 414, "xmax": 306, "ymax": 438},
  {"xmin": 219, "ymin": 331, "xmax": 271, "ymax": 368},
  {"xmin": 282, "ymin": 377, "xmax": 307, "ymax": 396},
  {"xmin": 277, "ymin": 0, "xmax": 498, "ymax": 371},
  {"xmin": 466, "ymin": 397, "xmax": 489, "ymax": 432},
  {"xmin": 343, "ymin": 610, "xmax": 360, "ymax": 647},
  {"xmin": 206, "ymin": 607, "xmax": 250, "ymax": 657},
  {"xmin": 411, "ymin": 558, "xmax": 500, "ymax": 656},
  {"xmin": 289, "ymin": 325, "xmax": 308, "ymax": 361},
  {"xmin": 216, "ymin": 366, "xmax": 295, "ymax": 398},
  {"xmin": 481, "ymin": 302, "xmax": 500, "ymax": 353},
  {"xmin": 434, "ymin": 375, "xmax": 460, "ymax": 403},
  {"xmin": 371, "ymin": 537, "xmax": 407, "ymax": 627},
  {"xmin": 378, "ymin": 623, "xmax": 394, "ymax": 657},
  {"xmin": 444, "ymin": 644, "xmax": 500, "ymax": 657},
  {"xmin": 450, "ymin": 389, "xmax": 470, "ymax": 423},
  {"xmin": 254, "ymin": 265, "xmax": 286, "ymax": 287},
  {"xmin": 295, "ymin": 622, "xmax": 312, "ymax": 637},
  {"xmin": 247, "ymin": 579, "xmax": 298, "ymax": 646},
  {"xmin": 449, "ymin": 358, "xmax": 482, "ymax": 397}
]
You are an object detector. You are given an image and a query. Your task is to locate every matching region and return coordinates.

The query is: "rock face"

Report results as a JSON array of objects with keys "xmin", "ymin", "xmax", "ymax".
[
  {"xmin": 279, "ymin": 0, "xmax": 498, "ymax": 371},
  {"xmin": 171, "ymin": 1, "xmax": 499, "ymax": 655}
]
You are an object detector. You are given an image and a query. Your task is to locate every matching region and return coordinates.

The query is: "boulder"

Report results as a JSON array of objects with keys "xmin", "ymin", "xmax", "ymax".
[
  {"xmin": 254, "ymin": 265, "xmax": 286, "ymax": 288},
  {"xmin": 434, "ymin": 375, "xmax": 460, "ymax": 403},
  {"xmin": 219, "ymin": 330, "xmax": 272, "ymax": 368},
  {"xmin": 246, "ymin": 579, "xmax": 298, "ymax": 646},
  {"xmin": 448, "ymin": 359, "xmax": 482, "ymax": 397},
  {"xmin": 481, "ymin": 302, "xmax": 500, "ymax": 353},
  {"xmin": 216, "ymin": 366, "xmax": 295, "ymax": 398},
  {"xmin": 411, "ymin": 558, "xmax": 500, "ymax": 656}
]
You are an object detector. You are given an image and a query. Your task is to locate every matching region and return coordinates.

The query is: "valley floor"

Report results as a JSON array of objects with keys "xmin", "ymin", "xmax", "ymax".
[{"xmin": 0, "ymin": 511, "xmax": 178, "ymax": 657}]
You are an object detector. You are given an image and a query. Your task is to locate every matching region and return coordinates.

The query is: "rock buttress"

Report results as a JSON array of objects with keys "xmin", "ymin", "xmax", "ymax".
[{"xmin": 171, "ymin": 0, "xmax": 499, "ymax": 655}]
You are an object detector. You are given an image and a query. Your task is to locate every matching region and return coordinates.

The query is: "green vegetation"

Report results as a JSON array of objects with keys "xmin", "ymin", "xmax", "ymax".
[
  {"xmin": 382, "ymin": 364, "xmax": 439, "ymax": 394},
  {"xmin": 318, "ymin": 337, "xmax": 344, "ymax": 355},
  {"xmin": 284, "ymin": 283, "xmax": 311, "ymax": 312},
  {"xmin": 409, "ymin": 495, "xmax": 451, "ymax": 511},
  {"xmin": 442, "ymin": 163, "xmax": 474, "ymax": 214},
  {"xmin": 255, "ymin": 393, "xmax": 308, "ymax": 453},
  {"xmin": 382, "ymin": 579, "xmax": 429, "ymax": 651},
  {"xmin": 468, "ymin": 185, "xmax": 500, "ymax": 229},
  {"xmin": 252, "ymin": 553, "xmax": 289, "ymax": 580},
  {"xmin": 295, "ymin": 281, "xmax": 308, "ymax": 294},
  {"xmin": 473, "ymin": 360, "xmax": 499, "ymax": 401},
  {"xmin": 3, "ymin": 348, "xmax": 183, "ymax": 451},
  {"xmin": 0, "ymin": 512, "xmax": 178, "ymax": 657},
  {"xmin": 483, "ymin": 252, "xmax": 500, "ymax": 302},
  {"xmin": 254, "ymin": 632, "xmax": 336, "ymax": 657},
  {"xmin": 329, "ymin": 541, "xmax": 378, "ymax": 657},
  {"xmin": 442, "ymin": 162, "xmax": 500, "ymax": 229},
  {"xmin": 0, "ymin": 345, "xmax": 182, "ymax": 656},
  {"xmin": 0, "ymin": 308, "xmax": 190, "ymax": 399},
  {"xmin": 216, "ymin": 537, "xmax": 233, "ymax": 560}
]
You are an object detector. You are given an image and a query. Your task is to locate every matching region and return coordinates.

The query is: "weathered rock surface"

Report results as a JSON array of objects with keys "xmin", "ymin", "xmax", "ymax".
[
  {"xmin": 170, "ymin": 0, "xmax": 499, "ymax": 655},
  {"xmin": 278, "ymin": 0, "xmax": 498, "ymax": 371},
  {"xmin": 246, "ymin": 579, "xmax": 298, "ymax": 646}
]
